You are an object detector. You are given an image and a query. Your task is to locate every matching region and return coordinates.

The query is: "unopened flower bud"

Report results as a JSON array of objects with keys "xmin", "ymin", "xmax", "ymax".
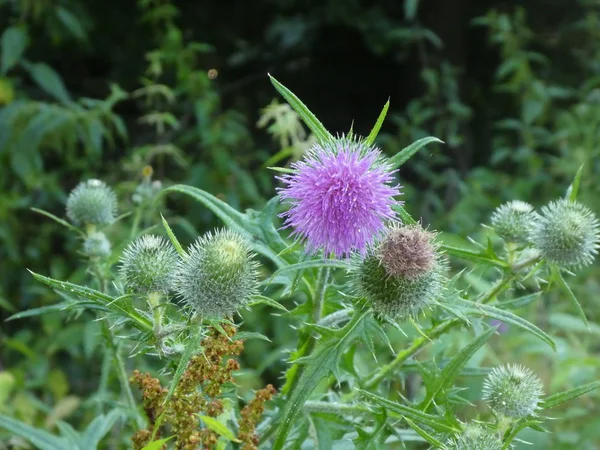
[
  {"xmin": 83, "ymin": 231, "xmax": 111, "ymax": 258},
  {"xmin": 172, "ymin": 229, "xmax": 259, "ymax": 319},
  {"xmin": 482, "ymin": 364, "xmax": 543, "ymax": 419},
  {"xmin": 119, "ymin": 235, "xmax": 179, "ymax": 295},
  {"xmin": 445, "ymin": 424, "xmax": 502, "ymax": 450},
  {"xmin": 66, "ymin": 179, "xmax": 117, "ymax": 227},
  {"xmin": 490, "ymin": 200, "xmax": 535, "ymax": 244},
  {"xmin": 529, "ymin": 199, "xmax": 600, "ymax": 269},
  {"xmin": 353, "ymin": 225, "xmax": 445, "ymax": 320}
]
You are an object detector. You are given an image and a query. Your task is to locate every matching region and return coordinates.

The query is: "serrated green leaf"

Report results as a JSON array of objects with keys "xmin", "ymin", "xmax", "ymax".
[
  {"xmin": 541, "ymin": 380, "xmax": 600, "ymax": 410},
  {"xmin": 358, "ymin": 390, "xmax": 458, "ymax": 433},
  {"xmin": 365, "ymin": 99, "xmax": 389, "ymax": 146},
  {"xmin": 440, "ymin": 244, "xmax": 509, "ymax": 268},
  {"xmin": 567, "ymin": 164, "xmax": 584, "ymax": 202},
  {"xmin": 141, "ymin": 436, "xmax": 175, "ymax": 450},
  {"xmin": 158, "ymin": 185, "xmax": 285, "ymax": 267},
  {"xmin": 454, "ymin": 298, "xmax": 555, "ymax": 350},
  {"xmin": 233, "ymin": 331, "xmax": 271, "ymax": 342},
  {"xmin": 31, "ymin": 208, "xmax": 84, "ymax": 236},
  {"xmin": 198, "ymin": 415, "xmax": 240, "ymax": 442},
  {"xmin": 388, "ymin": 137, "xmax": 443, "ymax": 169},
  {"xmin": 421, "ymin": 326, "xmax": 496, "ymax": 411},
  {"xmin": 29, "ymin": 271, "xmax": 153, "ymax": 333},
  {"xmin": 268, "ymin": 74, "xmax": 333, "ymax": 144},
  {"xmin": 272, "ymin": 310, "xmax": 372, "ymax": 450},
  {"xmin": 161, "ymin": 214, "xmax": 186, "ymax": 257},
  {"xmin": 0, "ymin": 415, "xmax": 66, "ymax": 450},
  {"xmin": 247, "ymin": 294, "xmax": 288, "ymax": 312},
  {"xmin": 403, "ymin": 417, "xmax": 444, "ymax": 448},
  {"xmin": 552, "ymin": 267, "xmax": 588, "ymax": 327},
  {"xmin": 1, "ymin": 26, "xmax": 28, "ymax": 74}
]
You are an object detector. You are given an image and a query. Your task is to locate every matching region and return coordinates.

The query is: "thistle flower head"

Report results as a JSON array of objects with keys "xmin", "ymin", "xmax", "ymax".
[
  {"xmin": 119, "ymin": 235, "xmax": 179, "ymax": 295},
  {"xmin": 83, "ymin": 231, "xmax": 111, "ymax": 258},
  {"xmin": 173, "ymin": 229, "xmax": 259, "ymax": 319},
  {"xmin": 277, "ymin": 138, "xmax": 401, "ymax": 258},
  {"xmin": 490, "ymin": 200, "xmax": 535, "ymax": 244},
  {"xmin": 482, "ymin": 364, "xmax": 543, "ymax": 419},
  {"xmin": 353, "ymin": 225, "xmax": 445, "ymax": 320},
  {"xmin": 378, "ymin": 224, "xmax": 438, "ymax": 279},
  {"xmin": 445, "ymin": 424, "xmax": 502, "ymax": 450},
  {"xmin": 529, "ymin": 199, "xmax": 600, "ymax": 269},
  {"xmin": 66, "ymin": 179, "xmax": 117, "ymax": 227}
]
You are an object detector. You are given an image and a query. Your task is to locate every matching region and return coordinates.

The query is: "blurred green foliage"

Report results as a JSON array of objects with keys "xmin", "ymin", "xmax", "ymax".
[{"xmin": 1, "ymin": 0, "xmax": 599, "ymax": 448}]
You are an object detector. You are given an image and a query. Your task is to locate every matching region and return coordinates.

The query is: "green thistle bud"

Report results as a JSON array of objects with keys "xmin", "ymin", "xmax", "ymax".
[
  {"xmin": 482, "ymin": 364, "xmax": 543, "ymax": 419},
  {"xmin": 173, "ymin": 229, "xmax": 259, "ymax": 319},
  {"xmin": 529, "ymin": 199, "xmax": 600, "ymax": 269},
  {"xmin": 353, "ymin": 225, "xmax": 445, "ymax": 320},
  {"xmin": 445, "ymin": 424, "xmax": 502, "ymax": 450},
  {"xmin": 66, "ymin": 179, "xmax": 117, "ymax": 227},
  {"xmin": 119, "ymin": 235, "xmax": 179, "ymax": 295},
  {"xmin": 83, "ymin": 231, "xmax": 111, "ymax": 258},
  {"xmin": 490, "ymin": 200, "xmax": 535, "ymax": 244}
]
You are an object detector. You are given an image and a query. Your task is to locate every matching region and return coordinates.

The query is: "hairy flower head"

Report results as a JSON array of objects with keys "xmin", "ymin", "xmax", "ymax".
[
  {"xmin": 66, "ymin": 179, "xmax": 117, "ymax": 227},
  {"xmin": 277, "ymin": 138, "xmax": 401, "ymax": 258},
  {"xmin": 482, "ymin": 364, "xmax": 543, "ymax": 419},
  {"xmin": 445, "ymin": 424, "xmax": 502, "ymax": 450},
  {"xmin": 119, "ymin": 235, "xmax": 179, "ymax": 295},
  {"xmin": 353, "ymin": 225, "xmax": 445, "ymax": 320},
  {"xmin": 172, "ymin": 229, "xmax": 259, "ymax": 319},
  {"xmin": 529, "ymin": 199, "xmax": 600, "ymax": 269},
  {"xmin": 490, "ymin": 200, "xmax": 535, "ymax": 244}
]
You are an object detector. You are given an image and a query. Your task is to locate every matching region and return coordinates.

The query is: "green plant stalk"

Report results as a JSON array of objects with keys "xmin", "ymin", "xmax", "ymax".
[{"xmin": 304, "ymin": 401, "xmax": 371, "ymax": 416}]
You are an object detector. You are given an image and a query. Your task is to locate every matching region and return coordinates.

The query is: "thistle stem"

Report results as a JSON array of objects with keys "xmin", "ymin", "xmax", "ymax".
[{"xmin": 313, "ymin": 267, "xmax": 330, "ymax": 324}]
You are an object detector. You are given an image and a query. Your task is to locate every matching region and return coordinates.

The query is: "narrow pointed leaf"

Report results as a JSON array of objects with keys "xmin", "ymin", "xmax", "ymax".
[
  {"xmin": 541, "ymin": 380, "xmax": 600, "ymax": 410},
  {"xmin": 248, "ymin": 295, "xmax": 288, "ymax": 312},
  {"xmin": 389, "ymin": 137, "xmax": 443, "ymax": 169},
  {"xmin": 567, "ymin": 164, "xmax": 584, "ymax": 202},
  {"xmin": 553, "ymin": 267, "xmax": 588, "ymax": 327},
  {"xmin": 161, "ymin": 214, "xmax": 186, "ymax": 257},
  {"xmin": 0, "ymin": 415, "xmax": 66, "ymax": 450},
  {"xmin": 404, "ymin": 417, "xmax": 444, "ymax": 448},
  {"xmin": 141, "ymin": 436, "xmax": 175, "ymax": 450},
  {"xmin": 365, "ymin": 99, "xmax": 389, "ymax": 146},
  {"xmin": 198, "ymin": 415, "xmax": 240, "ymax": 442},
  {"xmin": 270, "ymin": 260, "xmax": 353, "ymax": 280},
  {"xmin": 421, "ymin": 326, "xmax": 496, "ymax": 410},
  {"xmin": 268, "ymin": 74, "xmax": 333, "ymax": 143},
  {"xmin": 31, "ymin": 208, "xmax": 84, "ymax": 236}
]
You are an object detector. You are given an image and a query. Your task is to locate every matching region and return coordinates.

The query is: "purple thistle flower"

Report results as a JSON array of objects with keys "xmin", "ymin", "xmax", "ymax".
[{"xmin": 277, "ymin": 139, "xmax": 402, "ymax": 258}]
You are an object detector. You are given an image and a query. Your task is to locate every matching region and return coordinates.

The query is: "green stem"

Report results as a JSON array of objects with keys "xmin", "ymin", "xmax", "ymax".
[
  {"xmin": 304, "ymin": 401, "xmax": 370, "ymax": 416},
  {"xmin": 112, "ymin": 339, "xmax": 145, "ymax": 429},
  {"xmin": 312, "ymin": 268, "xmax": 330, "ymax": 324}
]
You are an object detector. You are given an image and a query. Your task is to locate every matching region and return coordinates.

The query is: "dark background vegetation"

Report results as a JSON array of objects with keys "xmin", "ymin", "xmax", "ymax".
[{"xmin": 1, "ymin": 0, "xmax": 600, "ymax": 448}]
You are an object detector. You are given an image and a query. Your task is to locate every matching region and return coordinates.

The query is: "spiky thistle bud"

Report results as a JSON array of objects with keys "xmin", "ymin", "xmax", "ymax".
[
  {"xmin": 445, "ymin": 424, "xmax": 502, "ymax": 450},
  {"xmin": 83, "ymin": 231, "xmax": 111, "ymax": 258},
  {"xmin": 490, "ymin": 200, "xmax": 536, "ymax": 244},
  {"xmin": 353, "ymin": 225, "xmax": 445, "ymax": 320},
  {"xmin": 66, "ymin": 179, "xmax": 117, "ymax": 227},
  {"xmin": 119, "ymin": 235, "xmax": 179, "ymax": 295},
  {"xmin": 529, "ymin": 199, "xmax": 600, "ymax": 269},
  {"xmin": 172, "ymin": 229, "xmax": 259, "ymax": 319},
  {"xmin": 482, "ymin": 364, "xmax": 543, "ymax": 419}
]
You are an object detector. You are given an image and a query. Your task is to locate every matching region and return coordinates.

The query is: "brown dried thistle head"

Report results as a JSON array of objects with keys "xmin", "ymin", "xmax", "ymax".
[{"xmin": 378, "ymin": 224, "xmax": 438, "ymax": 280}]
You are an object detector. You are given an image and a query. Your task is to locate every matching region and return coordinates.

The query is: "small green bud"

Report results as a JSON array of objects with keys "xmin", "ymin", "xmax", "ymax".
[
  {"xmin": 66, "ymin": 179, "xmax": 117, "ymax": 227},
  {"xmin": 445, "ymin": 424, "xmax": 502, "ymax": 450},
  {"xmin": 119, "ymin": 235, "xmax": 179, "ymax": 295},
  {"xmin": 172, "ymin": 229, "xmax": 259, "ymax": 319},
  {"xmin": 482, "ymin": 364, "xmax": 543, "ymax": 419},
  {"xmin": 83, "ymin": 231, "xmax": 111, "ymax": 258},
  {"xmin": 529, "ymin": 199, "xmax": 600, "ymax": 269},
  {"xmin": 353, "ymin": 225, "xmax": 445, "ymax": 320},
  {"xmin": 490, "ymin": 200, "xmax": 535, "ymax": 244}
]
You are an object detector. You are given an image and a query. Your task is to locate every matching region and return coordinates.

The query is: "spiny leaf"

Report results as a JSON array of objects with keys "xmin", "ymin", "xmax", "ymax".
[
  {"xmin": 160, "ymin": 214, "xmax": 186, "ymax": 257},
  {"xmin": 440, "ymin": 244, "xmax": 509, "ymax": 268},
  {"xmin": 358, "ymin": 390, "xmax": 458, "ymax": 433},
  {"xmin": 552, "ymin": 267, "xmax": 588, "ymax": 327},
  {"xmin": 157, "ymin": 185, "xmax": 285, "ymax": 267},
  {"xmin": 29, "ymin": 271, "xmax": 153, "ymax": 333},
  {"xmin": 454, "ymin": 298, "xmax": 555, "ymax": 350},
  {"xmin": 567, "ymin": 164, "xmax": 584, "ymax": 202},
  {"xmin": 272, "ymin": 310, "xmax": 372, "ymax": 449},
  {"xmin": 388, "ymin": 136, "xmax": 443, "ymax": 169},
  {"xmin": 247, "ymin": 294, "xmax": 288, "ymax": 312},
  {"xmin": 501, "ymin": 418, "xmax": 544, "ymax": 450},
  {"xmin": 233, "ymin": 331, "xmax": 271, "ymax": 342},
  {"xmin": 365, "ymin": 99, "xmax": 390, "ymax": 146},
  {"xmin": 420, "ymin": 326, "xmax": 497, "ymax": 410},
  {"xmin": 541, "ymin": 380, "xmax": 600, "ymax": 410},
  {"xmin": 404, "ymin": 417, "xmax": 445, "ymax": 448},
  {"xmin": 268, "ymin": 74, "xmax": 333, "ymax": 144}
]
